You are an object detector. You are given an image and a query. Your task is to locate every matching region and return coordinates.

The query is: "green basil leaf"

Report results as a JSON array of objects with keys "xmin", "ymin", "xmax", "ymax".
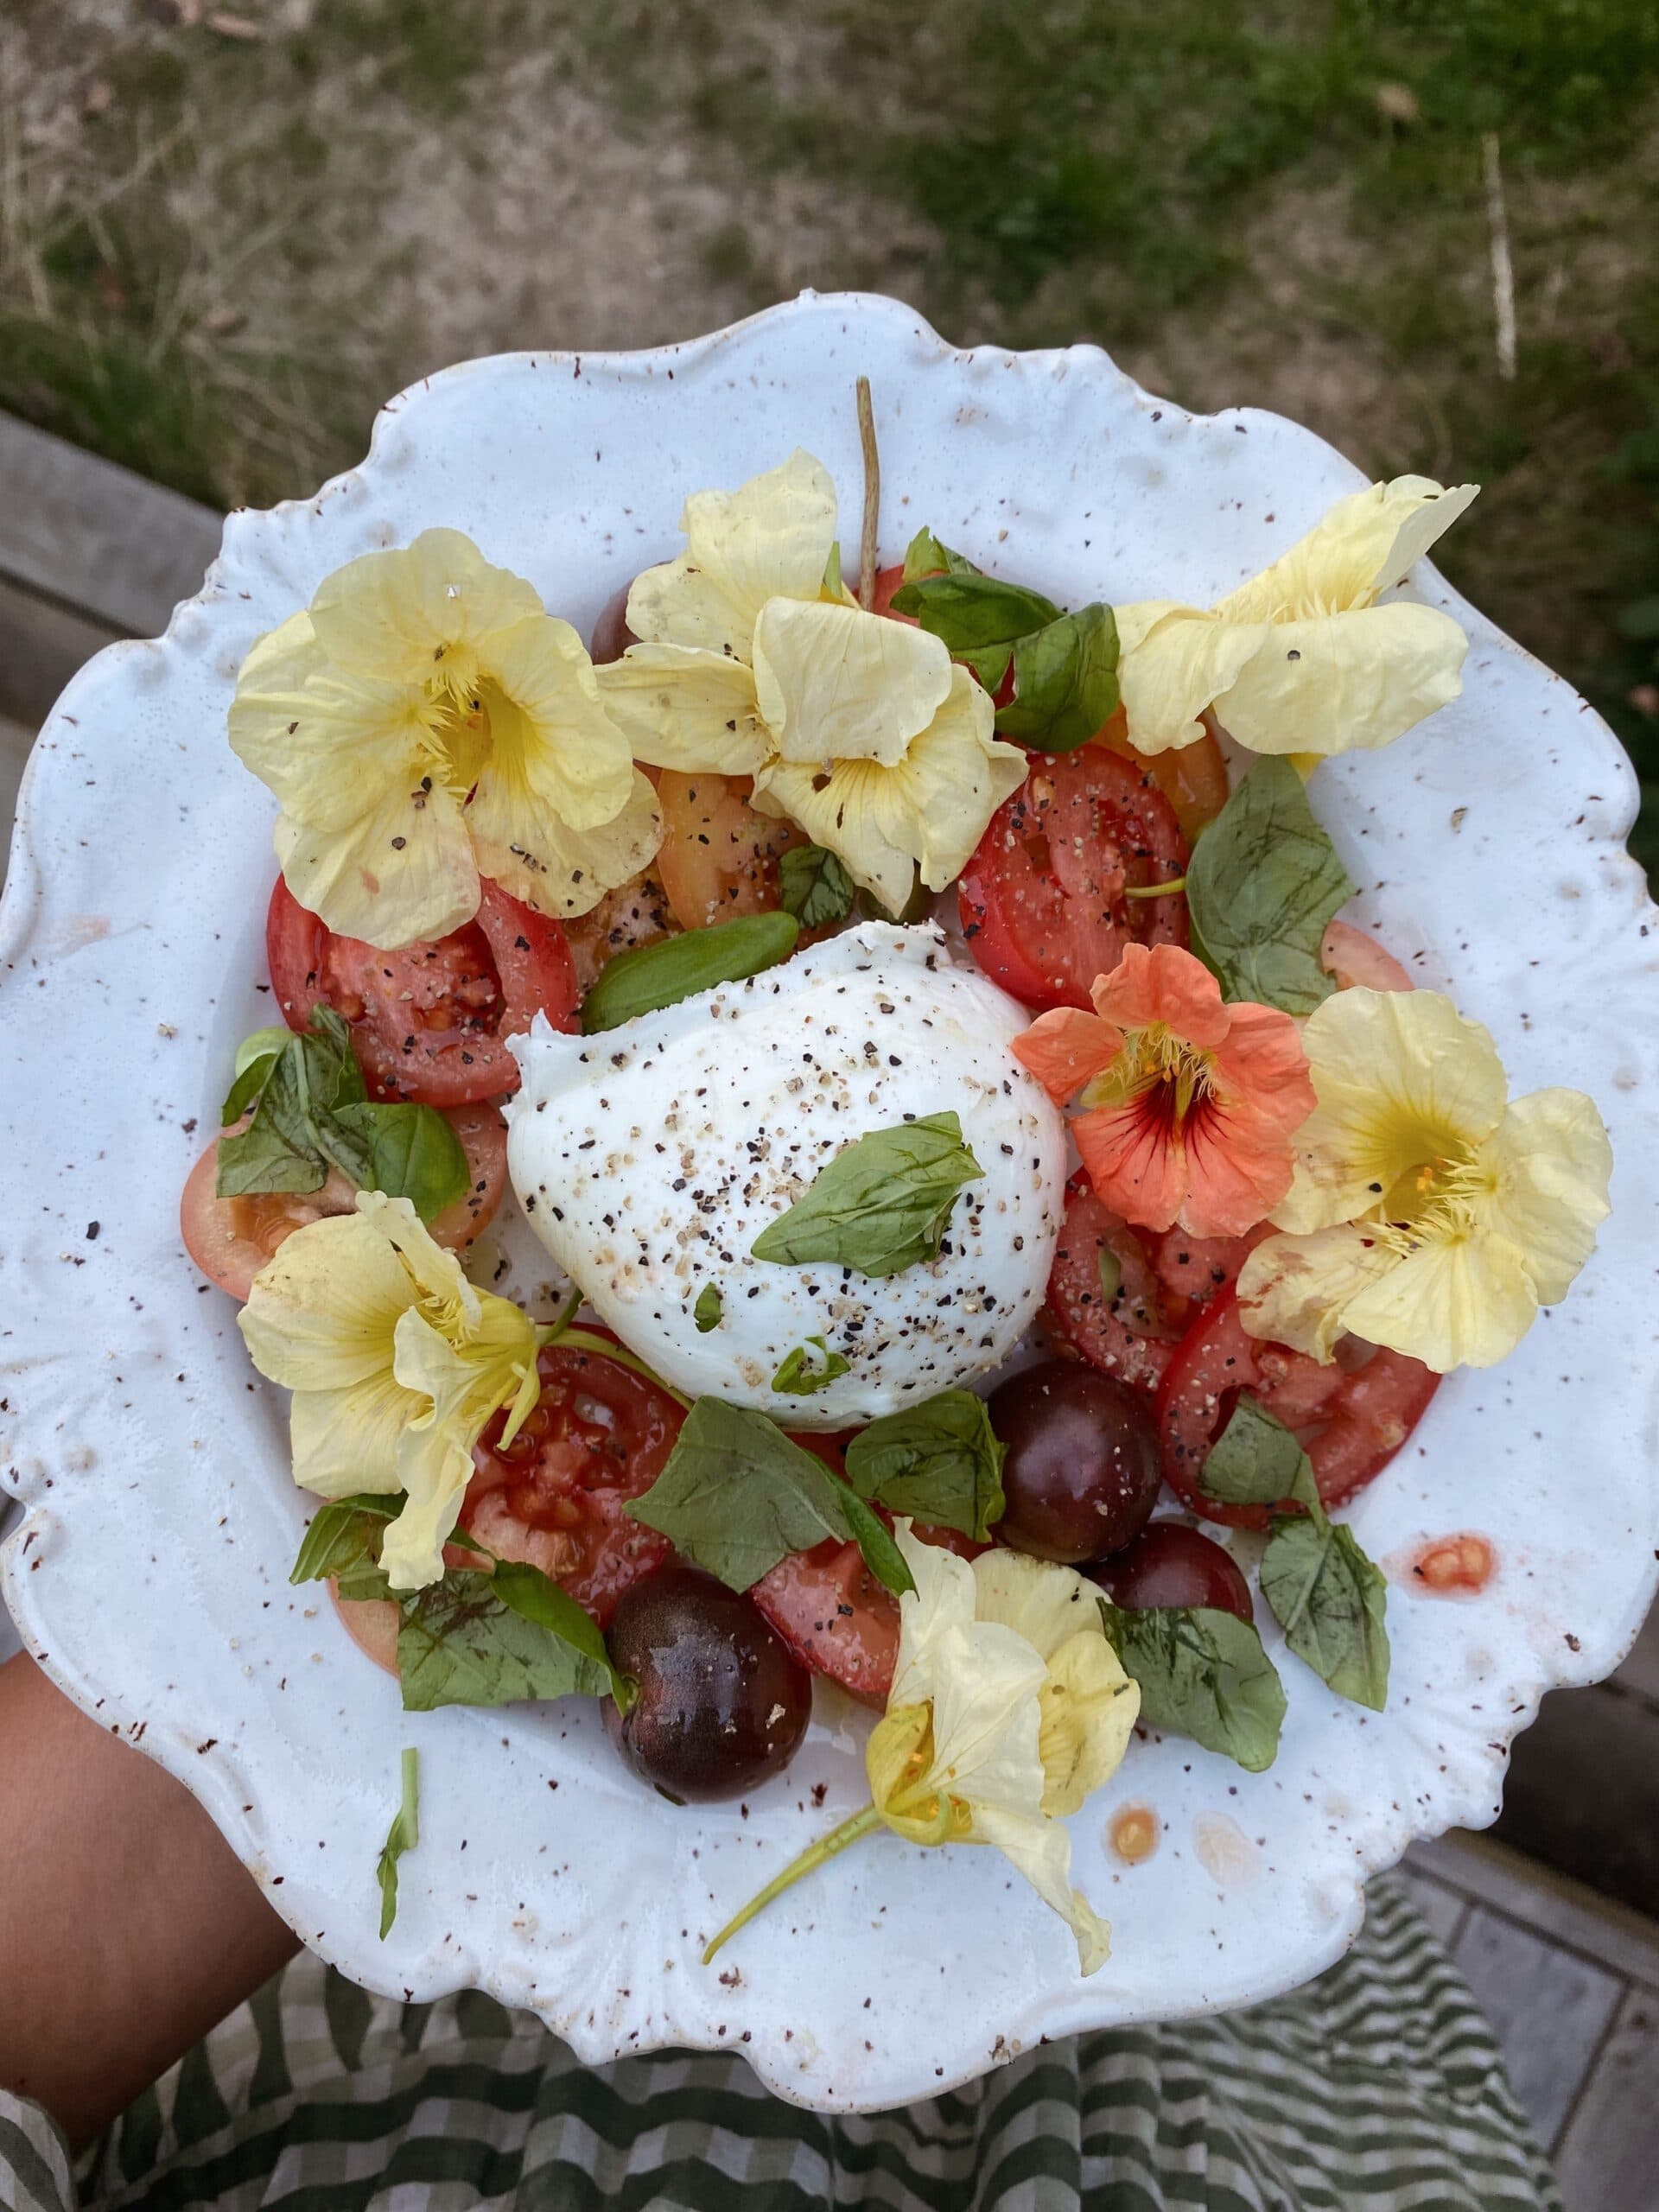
[
  {"xmin": 1099, "ymin": 1599, "xmax": 1286, "ymax": 1772},
  {"xmin": 693, "ymin": 1283, "xmax": 723, "ymax": 1333},
  {"xmin": 627, "ymin": 1397, "xmax": 906, "ymax": 1594},
  {"xmin": 844, "ymin": 1389, "xmax": 1006, "ymax": 1541},
  {"xmin": 1260, "ymin": 1514, "xmax": 1390, "ymax": 1710},
  {"xmin": 901, "ymin": 527, "xmax": 983, "ymax": 584},
  {"xmin": 772, "ymin": 1337, "xmax": 852, "ymax": 1396},
  {"xmin": 331, "ymin": 1102, "xmax": 469, "ymax": 1223},
  {"xmin": 397, "ymin": 1570, "xmax": 615, "ymax": 1712},
  {"xmin": 837, "ymin": 1489, "xmax": 915, "ymax": 1597},
  {"xmin": 750, "ymin": 1110, "xmax": 982, "ymax": 1278},
  {"xmin": 215, "ymin": 1007, "xmax": 369, "ymax": 1197},
  {"xmin": 995, "ymin": 604, "xmax": 1121, "ymax": 753},
  {"xmin": 582, "ymin": 911, "xmax": 799, "ymax": 1033},
  {"xmin": 377, "ymin": 1746, "xmax": 419, "ymax": 1940},
  {"xmin": 1185, "ymin": 759, "xmax": 1355, "ymax": 1014},
  {"xmin": 1199, "ymin": 1395, "xmax": 1316, "ymax": 1512},
  {"xmin": 335, "ymin": 1559, "xmax": 394, "ymax": 1604},
  {"xmin": 214, "ymin": 1107, "xmax": 327, "ymax": 1197},
  {"xmin": 779, "ymin": 843, "xmax": 857, "ymax": 929},
  {"xmin": 823, "ymin": 540, "xmax": 844, "ymax": 597},
  {"xmin": 889, "ymin": 571, "xmax": 1061, "ymax": 653},
  {"xmin": 221, "ymin": 1026, "xmax": 296, "ymax": 1125},
  {"xmin": 489, "ymin": 1558, "xmax": 631, "ymax": 1707},
  {"xmin": 289, "ymin": 1493, "xmax": 401, "ymax": 1586}
]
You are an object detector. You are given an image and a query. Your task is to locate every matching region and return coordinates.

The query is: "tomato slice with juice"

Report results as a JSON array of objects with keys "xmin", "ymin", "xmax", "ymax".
[
  {"xmin": 266, "ymin": 876, "xmax": 578, "ymax": 1106},
  {"xmin": 959, "ymin": 745, "xmax": 1189, "ymax": 1011},
  {"xmin": 1155, "ymin": 1289, "xmax": 1439, "ymax": 1528},
  {"xmin": 1043, "ymin": 1178, "xmax": 1192, "ymax": 1395}
]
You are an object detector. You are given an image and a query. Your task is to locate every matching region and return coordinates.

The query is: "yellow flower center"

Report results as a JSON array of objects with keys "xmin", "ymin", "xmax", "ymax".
[
  {"xmin": 1376, "ymin": 1143, "xmax": 1494, "ymax": 1252},
  {"xmin": 416, "ymin": 661, "xmax": 496, "ymax": 796}
]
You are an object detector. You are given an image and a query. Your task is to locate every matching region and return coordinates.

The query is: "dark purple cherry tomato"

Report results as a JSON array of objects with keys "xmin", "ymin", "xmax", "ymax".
[
  {"xmin": 1090, "ymin": 1522, "xmax": 1253, "ymax": 1623},
  {"xmin": 604, "ymin": 1567, "xmax": 811, "ymax": 1802},
  {"xmin": 988, "ymin": 1357, "xmax": 1162, "ymax": 1566},
  {"xmin": 589, "ymin": 583, "xmax": 637, "ymax": 666}
]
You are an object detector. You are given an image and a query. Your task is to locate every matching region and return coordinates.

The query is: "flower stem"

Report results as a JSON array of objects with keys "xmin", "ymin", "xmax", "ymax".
[
  {"xmin": 550, "ymin": 1326, "xmax": 692, "ymax": 1409},
  {"xmin": 856, "ymin": 376, "xmax": 880, "ymax": 611},
  {"xmin": 702, "ymin": 1803, "xmax": 883, "ymax": 1966},
  {"xmin": 534, "ymin": 1289, "xmax": 583, "ymax": 1347},
  {"xmin": 1123, "ymin": 874, "xmax": 1186, "ymax": 900}
]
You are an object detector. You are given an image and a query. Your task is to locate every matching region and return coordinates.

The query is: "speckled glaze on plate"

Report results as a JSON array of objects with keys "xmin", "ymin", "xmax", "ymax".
[{"xmin": 3, "ymin": 291, "xmax": 1656, "ymax": 2113}]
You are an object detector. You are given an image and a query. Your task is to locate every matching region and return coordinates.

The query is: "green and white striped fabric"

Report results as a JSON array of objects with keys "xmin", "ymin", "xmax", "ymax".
[{"xmin": 6, "ymin": 1879, "xmax": 1560, "ymax": 2211}]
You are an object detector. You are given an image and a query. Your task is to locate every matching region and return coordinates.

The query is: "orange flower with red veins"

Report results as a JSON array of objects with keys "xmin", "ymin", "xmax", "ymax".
[{"xmin": 1011, "ymin": 944, "xmax": 1316, "ymax": 1239}]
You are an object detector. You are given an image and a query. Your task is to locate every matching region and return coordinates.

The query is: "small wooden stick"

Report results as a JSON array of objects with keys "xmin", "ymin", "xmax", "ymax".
[
  {"xmin": 856, "ymin": 376, "xmax": 880, "ymax": 608},
  {"xmin": 1483, "ymin": 133, "xmax": 1517, "ymax": 384}
]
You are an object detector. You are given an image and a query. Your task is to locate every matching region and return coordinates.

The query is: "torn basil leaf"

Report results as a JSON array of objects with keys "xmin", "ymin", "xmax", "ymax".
[
  {"xmin": 329, "ymin": 1100, "xmax": 469, "ymax": 1222},
  {"xmin": 901, "ymin": 527, "xmax": 983, "ymax": 584},
  {"xmin": 844, "ymin": 1389, "xmax": 1006, "ymax": 1541},
  {"xmin": 1198, "ymin": 1395, "xmax": 1313, "ymax": 1512},
  {"xmin": 289, "ymin": 1493, "xmax": 401, "ymax": 1586},
  {"xmin": 693, "ymin": 1283, "xmax": 723, "ymax": 1333},
  {"xmin": 750, "ymin": 1111, "xmax": 982, "ymax": 1278},
  {"xmin": 779, "ymin": 843, "xmax": 857, "ymax": 929},
  {"xmin": 627, "ymin": 1397, "xmax": 912, "ymax": 1597},
  {"xmin": 994, "ymin": 602, "xmax": 1121, "ymax": 755},
  {"xmin": 221, "ymin": 1027, "xmax": 296, "ymax": 1124},
  {"xmin": 582, "ymin": 911, "xmax": 799, "ymax": 1033},
  {"xmin": 397, "ymin": 1568, "xmax": 620, "ymax": 1713},
  {"xmin": 889, "ymin": 570, "xmax": 1062, "ymax": 661},
  {"xmin": 1185, "ymin": 758, "xmax": 1355, "ymax": 1014},
  {"xmin": 772, "ymin": 1337, "xmax": 852, "ymax": 1396},
  {"xmin": 377, "ymin": 1746, "xmax": 419, "ymax": 1940},
  {"xmin": 1261, "ymin": 1511, "xmax": 1390, "ymax": 1711},
  {"xmin": 1099, "ymin": 1599, "xmax": 1286, "ymax": 1772}
]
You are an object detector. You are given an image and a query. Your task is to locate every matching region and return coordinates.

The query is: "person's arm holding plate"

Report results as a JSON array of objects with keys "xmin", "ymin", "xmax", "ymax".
[{"xmin": 0, "ymin": 1653, "xmax": 297, "ymax": 2149}]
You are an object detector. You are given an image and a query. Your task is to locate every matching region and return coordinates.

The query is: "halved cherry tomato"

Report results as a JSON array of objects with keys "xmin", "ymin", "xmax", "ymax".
[
  {"xmin": 959, "ymin": 747, "xmax": 1188, "ymax": 1010},
  {"xmin": 752, "ymin": 1538, "xmax": 899, "ymax": 1707},
  {"xmin": 869, "ymin": 563, "xmax": 913, "ymax": 621},
  {"xmin": 561, "ymin": 869, "xmax": 677, "ymax": 995},
  {"xmin": 654, "ymin": 771, "xmax": 803, "ymax": 931},
  {"xmin": 1155, "ymin": 1288, "xmax": 1439, "ymax": 1528},
  {"xmin": 266, "ymin": 878, "xmax": 577, "ymax": 1106},
  {"xmin": 463, "ymin": 1342, "xmax": 683, "ymax": 1628},
  {"xmin": 180, "ymin": 1100, "xmax": 507, "ymax": 1300},
  {"xmin": 1044, "ymin": 1178, "xmax": 1190, "ymax": 1395},
  {"xmin": 1320, "ymin": 918, "xmax": 1414, "ymax": 994},
  {"xmin": 1094, "ymin": 708, "xmax": 1231, "ymax": 845}
]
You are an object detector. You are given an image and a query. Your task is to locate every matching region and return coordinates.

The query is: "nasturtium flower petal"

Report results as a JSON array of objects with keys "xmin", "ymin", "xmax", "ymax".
[
  {"xmin": 1217, "ymin": 478, "xmax": 1479, "ymax": 625},
  {"xmin": 970, "ymin": 1547, "xmax": 1102, "ymax": 1662},
  {"xmin": 241, "ymin": 1194, "xmax": 540, "ymax": 1591},
  {"xmin": 1241, "ymin": 988, "xmax": 1611, "ymax": 1373},
  {"xmin": 1035, "ymin": 1631, "xmax": 1138, "ymax": 1817},
  {"xmin": 972, "ymin": 1805, "xmax": 1112, "ymax": 1975},
  {"xmin": 593, "ymin": 646, "xmax": 771, "ymax": 775},
  {"xmin": 1237, "ymin": 1224, "xmax": 1401, "ymax": 1361},
  {"xmin": 273, "ymin": 772, "xmax": 479, "ymax": 948},
  {"xmin": 626, "ymin": 449, "xmax": 841, "ymax": 659},
  {"xmin": 231, "ymin": 531, "xmax": 660, "ymax": 949},
  {"xmin": 751, "ymin": 598, "xmax": 952, "ymax": 768},
  {"xmin": 1478, "ymin": 1089, "xmax": 1613, "ymax": 1306},
  {"xmin": 1339, "ymin": 1227, "xmax": 1540, "ymax": 1373},
  {"xmin": 307, "ymin": 529, "xmax": 546, "ymax": 689},
  {"xmin": 1114, "ymin": 476, "xmax": 1478, "ymax": 760},
  {"xmin": 1274, "ymin": 988, "xmax": 1510, "ymax": 1235}
]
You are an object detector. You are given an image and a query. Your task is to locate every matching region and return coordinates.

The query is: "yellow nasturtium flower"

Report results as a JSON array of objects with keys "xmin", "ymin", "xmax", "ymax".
[
  {"xmin": 1114, "ymin": 476, "xmax": 1479, "ymax": 760},
  {"xmin": 705, "ymin": 1526, "xmax": 1139, "ymax": 1975},
  {"xmin": 1237, "ymin": 988, "xmax": 1612, "ymax": 1373},
  {"xmin": 594, "ymin": 452, "xmax": 1028, "ymax": 915},
  {"xmin": 238, "ymin": 1192, "xmax": 540, "ymax": 1591},
  {"xmin": 230, "ymin": 529, "xmax": 662, "ymax": 949}
]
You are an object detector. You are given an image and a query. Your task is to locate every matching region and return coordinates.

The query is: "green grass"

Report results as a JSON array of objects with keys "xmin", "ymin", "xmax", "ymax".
[{"xmin": 2, "ymin": 0, "xmax": 1656, "ymax": 859}]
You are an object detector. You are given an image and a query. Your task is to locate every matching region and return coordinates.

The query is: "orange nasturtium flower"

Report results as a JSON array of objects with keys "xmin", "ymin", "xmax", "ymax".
[{"xmin": 1011, "ymin": 944, "xmax": 1316, "ymax": 1240}]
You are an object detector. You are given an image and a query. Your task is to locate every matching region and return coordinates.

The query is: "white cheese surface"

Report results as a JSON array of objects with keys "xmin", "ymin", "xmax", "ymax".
[{"xmin": 504, "ymin": 923, "xmax": 1065, "ymax": 1425}]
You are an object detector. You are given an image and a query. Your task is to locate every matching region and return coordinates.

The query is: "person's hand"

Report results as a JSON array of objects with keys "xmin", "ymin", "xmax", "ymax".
[{"xmin": 0, "ymin": 1652, "xmax": 299, "ymax": 2146}]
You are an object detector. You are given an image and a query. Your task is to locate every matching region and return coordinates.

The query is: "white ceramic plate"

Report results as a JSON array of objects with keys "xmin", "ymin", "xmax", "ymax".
[{"xmin": 3, "ymin": 292, "xmax": 1656, "ymax": 2113}]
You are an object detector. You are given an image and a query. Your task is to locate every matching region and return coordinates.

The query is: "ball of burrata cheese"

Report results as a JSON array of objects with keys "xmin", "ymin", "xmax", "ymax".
[{"xmin": 505, "ymin": 922, "xmax": 1065, "ymax": 1426}]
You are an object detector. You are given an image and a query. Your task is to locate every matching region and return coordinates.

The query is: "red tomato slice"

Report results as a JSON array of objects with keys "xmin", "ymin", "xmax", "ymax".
[
  {"xmin": 462, "ymin": 1342, "xmax": 683, "ymax": 1628},
  {"xmin": 1152, "ymin": 1225, "xmax": 1272, "ymax": 1309},
  {"xmin": 1044, "ymin": 1178, "xmax": 1191, "ymax": 1395},
  {"xmin": 1094, "ymin": 709, "xmax": 1231, "ymax": 845},
  {"xmin": 958, "ymin": 746, "xmax": 1188, "ymax": 1011},
  {"xmin": 180, "ymin": 1101, "xmax": 507, "ymax": 1300},
  {"xmin": 752, "ymin": 1538, "xmax": 900, "ymax": 1707},
  {"xmin": 266, "ymin": 876, "xmax": 577, "ymax": 1106},
  {"xmin": 1155, "ymin": 1289, "xmax": 1439, "ymax": 1528}
]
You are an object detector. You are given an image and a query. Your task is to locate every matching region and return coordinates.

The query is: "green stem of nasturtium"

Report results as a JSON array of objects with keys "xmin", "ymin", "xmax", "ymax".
[
  {"xmin": 534, "ymin": 1288, "xmax": 583, "ymax": 1347},
  {"xmin": 702, "ymin": 1803, "xmax": 883, "ymax": 1966},
  {"xmin": 1123, "ymin": 874, "xmax": 1186, "ymax": 901},
  {"xmin": 552, "ymin": 1325, "xmax": 693, "ymax": 1410}
]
